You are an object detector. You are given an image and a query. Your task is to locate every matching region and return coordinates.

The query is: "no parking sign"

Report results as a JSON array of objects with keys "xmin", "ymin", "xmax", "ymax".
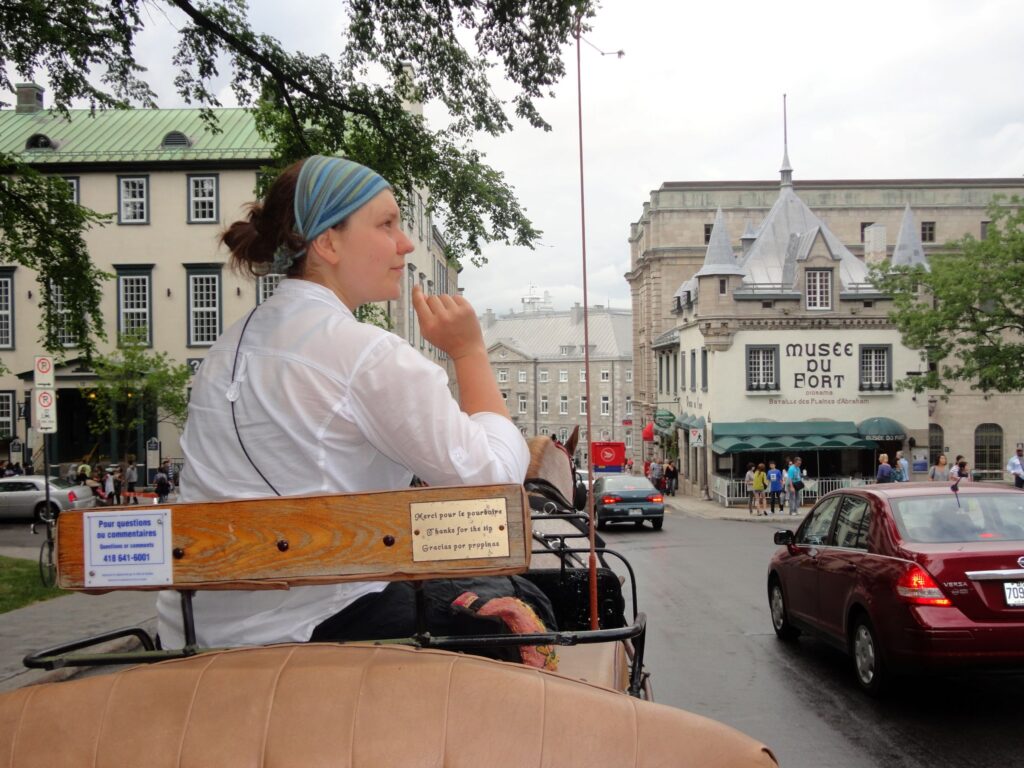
[{"xmin": 35, "ymin": 388, "xmax": 57, "ymax": 433}]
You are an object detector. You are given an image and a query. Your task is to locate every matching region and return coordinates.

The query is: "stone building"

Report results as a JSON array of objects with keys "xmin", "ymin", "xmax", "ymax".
[
  {"xmin": 627, "ymin": 151, "xmax": 1024, "ymax": 502},
  {"xmin": 0, "ymin": 83, "xmax": 456, "ymax": 471},
  {"xmin": 481, "ymin": 299, "xmax": 635, "ymax": 466}
]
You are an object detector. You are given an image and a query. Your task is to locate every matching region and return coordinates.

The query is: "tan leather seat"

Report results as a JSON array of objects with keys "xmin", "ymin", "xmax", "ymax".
[
  {"xmin": 0, "ymin": 644, "xmax": 776, "ymax": 767},
  {"xmin": 555, "ymin": 639, "xmax": 630, "ymax": 692}
]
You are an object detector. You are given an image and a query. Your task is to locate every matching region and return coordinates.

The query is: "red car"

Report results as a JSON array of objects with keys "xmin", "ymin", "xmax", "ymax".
[{"xmin": 767, "ymin": 483, "xmax": 1024, "ymax": 694}]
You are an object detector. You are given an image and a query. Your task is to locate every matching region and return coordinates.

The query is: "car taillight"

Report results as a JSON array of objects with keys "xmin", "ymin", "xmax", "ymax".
[
  {"xmin": 647, "ymin": 494, "xmax": 663, "ymax": 503},
  {"xmin": 601, "ymin": 495, "xmax": 622, "ymax": 505},
  {"xmin": 67, "ymin": 491, "xmax": 77, "ymax": 503},
  {"xmin": 896, "ymin": 565, "xmax": 951, "ymax": 607}
]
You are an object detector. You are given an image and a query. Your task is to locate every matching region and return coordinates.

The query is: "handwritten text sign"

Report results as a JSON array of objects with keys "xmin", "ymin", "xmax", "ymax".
[
  {"xmin": 83, "ymin": 509, "xmax": 173, "ymax": 587},
  {"xmin": 410, "ymin": 498, "xmax": 509, "ymax": 562}
]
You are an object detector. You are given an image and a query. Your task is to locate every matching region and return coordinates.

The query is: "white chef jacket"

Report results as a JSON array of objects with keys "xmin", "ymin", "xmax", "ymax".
[{"xmin": 157, "ymin": 279, "xmax": 529, "ymax": 648}]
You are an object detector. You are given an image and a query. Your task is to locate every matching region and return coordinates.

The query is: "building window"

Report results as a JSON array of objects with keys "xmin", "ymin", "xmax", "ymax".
[
  {"xmin": 981, "ymin": 220, "xmax": 990, "ymax": 239},
  {"xmin": 407, "ymin": 265, "xmax": 417, "ymax": 347},
  {"xmin": 115, "ymin": 268, "xmax": 151, "ymax": 345},
  {"xmin": 50, "ymin": 283, "xmax": 76, "ymax": 347},
  {"xmin": 600, "ymin": 369, "xmax": 610, "ymax": 382},
  {"xmin": 187, "ymin": 266, "xmax": 222, "ymax": 346},
  {"xmin": 416, "ymin": 194, "xmax": 424, "ymax": 239},
  {"xmin": 718, "ymin": 278, "xmax": 728, "ymax": 296},
  {"xmin": 625, "ymin": 369, "xmax": 632, "ymax": 383},
  {"xmin": 559, "ymin": 369, "xmax": 568, "ymax": 383},
  {"xmin": 672, "ymin": 352, "xmax": 678, "ymax": 393},
  {"xmin": 600, "ymin": 395, "xmax": 610, "ymax": 415},
  {"xmin": 579, "ymin": 396, "xmax": 587, "ymax": 415},
  {"xmin": 974, "ymin": 423, "xmax": 1003, "ymax": 474},
  {"xmin": 257, "ymin": 274, "xmax": 283, "ymax": 304},
  {"xmin": 701, "ymin": 348, "xmax": 708, "ymax": 391},
  {"xmin": 118, "ymin": 175, "xmax": 149, "ymax": 224},
  {"xmin": 625, "ymin": 429, "xmax": 632, "ymax": 450},
  {"xmin": 518, "ymin": 370, "xmax": 527, "ymax": 384},
  {"xmin": 518, "ymin": 393, "xmax": 527, "ymax": 414},
  {"xmin": 858, "ymin": 345, "xmax": 892, "ymax": 391},
  {"xmin": 539, "ymin": 368, "xmax": 549, "ymax": 383},
  {"xmin": 559, "ymin": 345, "xmax": 573, "ymax": 356},
  {"xmin": 625, "ymin": 396, "xmax": 632, "ymax": 416},
  {"xmin": 0, "ymin": 391, "xmax": 14, "ymax": 441},
  {"xmin": 559, "ymin": 428, "xmax": 568, "ymax": 442},
  {"xmin": 188, "ymin": 175, "xmax": 219, "ymax": 224},
  {"xmin": 579, "ymin": 369, "xmax": 587, "ymax": 383},
  {"xmin": 690, "ymin": 349, "xmax": 696, "ymax": 390},
  {"xmin": 540, "ymin": 396, "xmax": 549, "ymax": 415},
  {"xmin": 928, "ymin": 423, "xmax": 944, "ymax": 466},
  {"xmin": 805, "ymin": 269, "xmax": 832, "ymax": 310},
  {"xmin": 540, "ymin": 427, "xmax": 549, "ymax": 436},
  {"xmin": 559, "ymin": 395, "xmax": 568, "ymax": 415},
  {"xmin": 0, "ymin": 270, "xmax": 12, "ymax": 349},
  {"xmin": 860, "ymin": 222, "xmax": 873, "ymax": 242},
  {"xmin": 921, "ymin": 221, "xmax": 936, "ymax": 243},
  {"xmin": 704, "ymin": 223, "xmax": 713, "ymax": 245},
  {"xmin": 61, "ymin": 176, "xmax": 80, "ymax": 204},
  {"xmin": 497, "ymin": 368, "xmax": 508, "ymax": 383},
  {"xmin": 746, "ymin": 345, "xmax": 779, "ymax": 391}
]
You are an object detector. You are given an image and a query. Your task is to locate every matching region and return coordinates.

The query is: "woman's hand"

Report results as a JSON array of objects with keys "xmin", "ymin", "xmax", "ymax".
[{"xmin": 412, "ymin": 286, "xmax": 486, "ymax": 361}]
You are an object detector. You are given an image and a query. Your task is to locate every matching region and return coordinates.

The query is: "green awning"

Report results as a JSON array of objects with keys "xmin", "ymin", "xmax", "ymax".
[
  {"xmin": 711, "ymin": 421, "xmax": 878, "ymax": 455},
  {"xmin": 857, "ymin": 417, "xmax": 907, "ymax": 441},
  {"xmin": 674, "ymin": 412, "xmax": 691, "ymax": 429}
]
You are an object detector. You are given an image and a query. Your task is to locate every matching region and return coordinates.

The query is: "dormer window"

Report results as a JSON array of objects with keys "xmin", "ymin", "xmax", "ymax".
[
  {"xmin": 805, "ymin": 269, "xmax": 832, "ymax": 310},
  {"xmin": 25, "ymin": 133, "xmax": 55, "ymax": 150},
  {"xmin": 161, "ymin": 131, "xmax": 191, "ymax": 149}
]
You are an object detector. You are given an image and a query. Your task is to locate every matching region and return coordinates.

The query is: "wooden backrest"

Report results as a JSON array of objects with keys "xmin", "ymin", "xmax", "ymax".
[{"xmin": 55, "ymin": 484, "xmax": 530, "ymax": 591}]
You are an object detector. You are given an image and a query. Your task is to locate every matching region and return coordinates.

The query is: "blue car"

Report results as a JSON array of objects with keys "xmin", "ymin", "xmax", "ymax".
[{"xmin": 593, "ymin": 475, "xmax": 664, "ymax": 530}]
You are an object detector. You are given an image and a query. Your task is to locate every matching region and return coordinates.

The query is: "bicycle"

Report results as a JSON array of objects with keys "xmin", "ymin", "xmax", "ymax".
[{"xmin": 35, "ymin": 504, "xmax": 59, "ymax": 588}]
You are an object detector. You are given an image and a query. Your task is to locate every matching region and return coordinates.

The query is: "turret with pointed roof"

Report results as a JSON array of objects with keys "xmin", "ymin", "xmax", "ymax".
[
  {"xmin": 891, "ymin": 204, "xmax": 931, "ymax": 271},
  {"xmin": 694, "ymin": 208, "xmax": 745, "ymax": 278}
]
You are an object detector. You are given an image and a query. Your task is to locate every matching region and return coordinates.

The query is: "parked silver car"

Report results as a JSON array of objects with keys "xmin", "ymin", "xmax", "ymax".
[{"xmin": 0, "ymin": 476, "xmax": 97, "ymax": 521}]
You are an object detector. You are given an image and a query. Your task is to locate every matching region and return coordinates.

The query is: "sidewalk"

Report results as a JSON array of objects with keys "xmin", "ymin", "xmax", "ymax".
[{"xmin": 662, "ymin": 491, "xmax": 807, "ymax": 524}]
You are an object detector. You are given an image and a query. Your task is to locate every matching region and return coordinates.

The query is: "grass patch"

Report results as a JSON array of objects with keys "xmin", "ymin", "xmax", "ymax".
[{"xmin": 0, "ymin": 555, "xmax": 68, "ymax": 614}]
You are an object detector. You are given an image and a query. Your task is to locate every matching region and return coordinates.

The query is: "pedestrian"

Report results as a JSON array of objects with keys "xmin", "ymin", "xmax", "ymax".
[
  {"xmin": 11, "ymin": 462, "xmax": 23, "ymax": 476},
  {"xmin": 155, "ymin": 155, "xmax": 549, "ymax": 657},
  {"xmin": 929, "ymin": 454, "xmax": 949, "ymax": 482},
  {"xmin": 1007, "ymin": 447, "xmax": 1024, "ymax": 489},
  {"xmin": 125, "ymin": 457, "xmax": 139, "ymax": 504},
  {"xmin": 664, "ymin": 460, "xmax": 678, "ymax": 496},
  {"xmin": 103, "ymin": 469, "xmax": 115, "ymax": 506},
  {"xmin": 161, "ymin": 458, "xmax": 176, "ymax": 491},
  {"xmin": 112, "ymin": 469, "xmax": 123, "ymax": 505},
  {"xmin": 648, "ymin": 457, "xmax": 664, "ymax": 490},
  {"xmin": 744, "ymin": 463, "xmax": 755, "ymax": 514},
  {"xmin": 876, "ymin": 453, "xmax": 894, "ymax": 483},
  {"xmin": 949, "ymin": 455, "xmax": 965, "ymax": 481},
  {"xmin": 766, "ymin": 461, "xmax": 784, "ymax": 514},
  {"xmin": 154, "ymin": 467, "xmax": 171, "ymax": 503},
  {"xmin": 752, "ymin": 462, "xmax": 768, "ymax": 515},
  {"xmin": 895, "ymin": 450, "xmax": 910, "ymax": 482},
  {"xmin": 786, "ymin": 457, "xmax": 803, "ymax": 515}
]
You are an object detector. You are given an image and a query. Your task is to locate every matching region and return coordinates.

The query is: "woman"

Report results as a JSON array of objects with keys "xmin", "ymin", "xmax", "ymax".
[
  {"xmin": 744, "ymin": 463, "xmax": 756, "ymax": 514},
  {"xmin": 752, "ymin": 462, "xmax": 768, "ymax": 515},
  {"xmin": 876, "ymin": 453, "xmax": 893, "ymax": 483},
  {"xmin": 929, "ymin": 454, "xmax": 949, "ymax": 482},
  {"xmin": 156, "ymin": 156, "xmax": 535, "ymax": 651}
]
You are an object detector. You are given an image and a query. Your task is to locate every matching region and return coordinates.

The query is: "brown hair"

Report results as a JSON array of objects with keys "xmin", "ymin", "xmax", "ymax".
[{"xmin": 221, "ymin": 160, "xmax": 308, "ymax": 278}]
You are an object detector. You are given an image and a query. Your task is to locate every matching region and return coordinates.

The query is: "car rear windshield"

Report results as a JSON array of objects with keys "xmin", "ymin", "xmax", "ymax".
[
  {"xmin": 600, "ymin": 476, "xmax": 654, "ymax": 492},
  {"xmin": 50, "ymin": 479, "xmax": 72, "ymax": 489},
  {"xmin": 891, "ymin": 493, "xmax": 1024, "ymax": 543}
]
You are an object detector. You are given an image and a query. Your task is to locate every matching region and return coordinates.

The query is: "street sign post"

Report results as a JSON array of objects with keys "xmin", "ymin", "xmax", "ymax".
[
  {"xmin": 35, "ymin": 389, "xmax": 57, "ymax": 434},
  {"xmin": 33, "ymin": 356, "xmax": 55, "ymax": 389},
  {"xmin": 689, "ymin": 428, "xmax": 705, "ymax": 447},
  {"xmin": 32, "ymin": 357, "xmax": 56, "ymax": 528}
]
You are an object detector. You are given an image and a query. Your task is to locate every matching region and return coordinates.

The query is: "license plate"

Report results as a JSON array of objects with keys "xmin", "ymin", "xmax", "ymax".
[
  {"xmin": 1004, "ymin": 582, "xmax": 1024, "ymax": 607},
  {"xmin": 628, "ymin": 508, "xmax": 643, "ymax": 517}
]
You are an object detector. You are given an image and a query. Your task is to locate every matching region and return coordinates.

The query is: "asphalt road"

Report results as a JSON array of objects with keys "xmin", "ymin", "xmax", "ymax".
[{"xmin": 601, "ymin": 511, "xmax": 1023, "ymax": 768}]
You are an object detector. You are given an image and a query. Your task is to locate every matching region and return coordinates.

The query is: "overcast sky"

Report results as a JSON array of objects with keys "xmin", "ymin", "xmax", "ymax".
[{"xmin": 130, "ymin": 1, "xmax": 1024, "ymax": 314}]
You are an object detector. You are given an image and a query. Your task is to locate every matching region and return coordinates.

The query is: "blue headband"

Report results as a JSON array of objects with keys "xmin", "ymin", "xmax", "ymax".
[{"xmin": 271, "ymin": 156, "xmax": 392, "ymax": 273}]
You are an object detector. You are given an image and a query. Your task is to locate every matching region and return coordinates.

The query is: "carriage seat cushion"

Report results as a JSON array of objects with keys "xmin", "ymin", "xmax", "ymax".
[{"xmin": 0, "ymin": 644, "xmax": 777, "ymax": 768}]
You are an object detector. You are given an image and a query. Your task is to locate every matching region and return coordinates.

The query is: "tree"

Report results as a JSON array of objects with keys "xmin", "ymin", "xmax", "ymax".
[
  {"xmin": 870, "ymin": 196, "xmax": 1024, "ymax": 394},
  {"xmin": 87, "ymin": 335, "xmax": 192, "ymax": 454},
  {"xmin": 1, "ymin": 0, "xmax": 594, "ymax": 363}
]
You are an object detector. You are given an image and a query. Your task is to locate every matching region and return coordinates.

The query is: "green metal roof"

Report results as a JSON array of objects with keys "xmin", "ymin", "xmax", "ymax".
[
  {"xmin": 713, "ymin": 421, "xmax": 860, "ymax": 437},
  {"xmin": 0, "ymin": 107, "xmax": 274, "ymax": 164},
  {"xmin": 710, "ymin": 421, "xmax": 878, "ymax": 454}
]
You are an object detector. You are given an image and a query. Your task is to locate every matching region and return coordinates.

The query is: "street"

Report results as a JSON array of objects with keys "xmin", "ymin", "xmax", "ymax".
[
  {"xmin": 600, "ymin": 510, "xmax": 1023, "ymax": 768},
  {"xmin": 3, "ymin": 511, "xmax": 1023, "ymax": 767}
]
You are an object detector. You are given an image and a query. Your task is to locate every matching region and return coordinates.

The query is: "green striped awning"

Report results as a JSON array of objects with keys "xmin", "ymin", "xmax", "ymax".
[{"xmin": 711, "ymin": 422, "xmax": 877, "ymax": 454}]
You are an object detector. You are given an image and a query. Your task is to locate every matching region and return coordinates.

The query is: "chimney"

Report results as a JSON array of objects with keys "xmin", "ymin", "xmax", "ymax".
[
  {"xmin": 482, "ymin": 308, "xmax": 496, "ymax": 328},
  {"xmin": 864, "ymin": 223, "xmax": 887, "ymax": 265},
  {"xmin": 570, "ymin": 302, "xmax": 583, "ymax": 324},
  {"xmin": 15, "ymin": 83, "xmax": 44, "ymax": 114}
]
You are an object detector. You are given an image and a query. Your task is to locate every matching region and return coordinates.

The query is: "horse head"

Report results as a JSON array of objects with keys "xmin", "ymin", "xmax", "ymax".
[{"xmin": 525, "ymin": 427, "xmax": 584, "ymax": 511}]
